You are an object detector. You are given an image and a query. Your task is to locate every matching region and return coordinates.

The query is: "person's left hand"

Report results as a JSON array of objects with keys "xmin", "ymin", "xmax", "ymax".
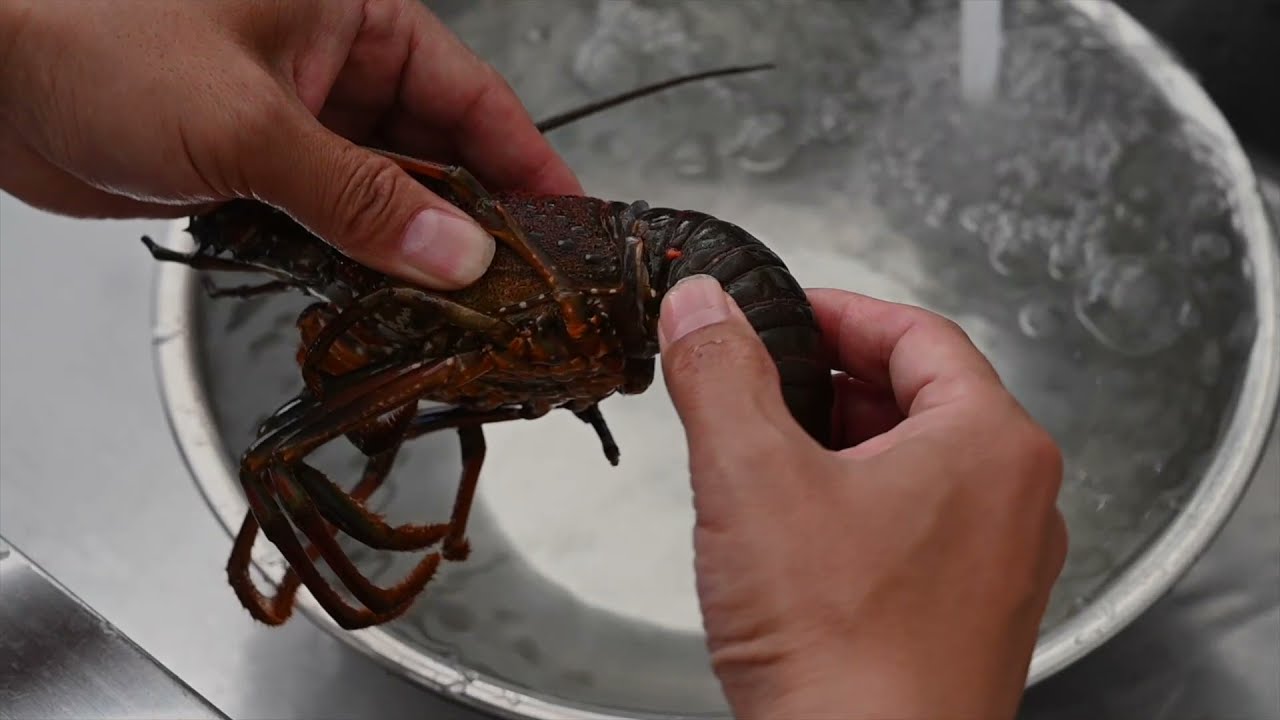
[{"xmin": 0, "ymin": 0, "xmax": 581, "ymax": 288}]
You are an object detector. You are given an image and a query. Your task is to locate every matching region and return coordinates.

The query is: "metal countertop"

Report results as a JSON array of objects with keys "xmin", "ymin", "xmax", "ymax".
[
  {"xmin": 0, "ymin": 538, "xmax": 228, "ymax": 720},
  {"xmin": 1, "ymin": 176, "xmax": 1278, "ymax": 720}
]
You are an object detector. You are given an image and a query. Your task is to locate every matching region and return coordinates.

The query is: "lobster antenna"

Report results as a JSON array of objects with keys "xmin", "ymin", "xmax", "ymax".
[{"xmin": 533, "ymin": 62, "xmax": 776, "ymax": 133}]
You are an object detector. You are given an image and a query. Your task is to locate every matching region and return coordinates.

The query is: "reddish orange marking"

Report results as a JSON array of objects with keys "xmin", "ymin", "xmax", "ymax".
[{"xmin": 665, "ymin": 248, "xmax": 683, "ymax": 260}]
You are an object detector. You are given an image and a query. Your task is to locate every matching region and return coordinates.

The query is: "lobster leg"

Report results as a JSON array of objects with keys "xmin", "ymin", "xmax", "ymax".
[
  {"xmin": 229, "ymin": 402, "xmax": 489, "ymax": 625},
  {"xmin": 574, "ymin": 404, "xmax": 620, "ymax": 466},
  {"xmin": 300, "ymin": 287, "xmax": 516, "ymax": 392},
  {"xmin": 227, "ymin": 442, "xmax": 401, "ymax": 625},
  {"xmin": 287, "ymin": 459, "xmax": 452, "ymax": 552},
  {"xmin": 285, "ymin": 405, "xmax": 526, "ymax": 554},
  {"xmin": 268, "ymin": 461, "xmax": 442, "ymax": 616},
  {"xmin": 236, "ymin": 352, "xmax": 495, "ymax": 626},
  {"xmin": 141, "ymin": 236, "xmax": 306, "ymax": 287},
  {"xmin": 368, "ymin": 150, "xmax": 594, "ymax": 341},
  {"xmin": 294, "ymin": 303, "xmax": 379, "ymax": 397},
  {"xmin": 441, "ymin": 425, "xmax": 485, "ymax": 561},
  {"xmin": 250, "ymin": 422, "xmax": 483, "ymax": 620},
  {"xmin": 238, "ymin": 461, "xmax": 428, "ymax": 625}
]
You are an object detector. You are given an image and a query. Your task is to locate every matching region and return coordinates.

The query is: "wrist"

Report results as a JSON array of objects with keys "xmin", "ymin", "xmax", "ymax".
[
  {"xmin": 720, "ymin": 642, "xmax": 1022, "ymax": 720},
  {"xmin": 713, "ymin": 640, "xmax": 866, "ymax": 720}
]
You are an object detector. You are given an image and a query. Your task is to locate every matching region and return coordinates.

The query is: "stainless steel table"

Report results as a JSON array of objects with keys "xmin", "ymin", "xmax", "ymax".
[
  {"xmin": 1, "ymin": 173, "xmax": 1277, "ymax": 720},
  {"xmin": 0, "ymin": 539, "xmax": 229, "ymax": 720}
]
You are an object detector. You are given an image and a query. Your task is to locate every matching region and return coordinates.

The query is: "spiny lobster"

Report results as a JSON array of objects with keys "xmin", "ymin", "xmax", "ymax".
[{"xmin": 143, "ymin": 63, "xmax": 834, "ymax": 630}]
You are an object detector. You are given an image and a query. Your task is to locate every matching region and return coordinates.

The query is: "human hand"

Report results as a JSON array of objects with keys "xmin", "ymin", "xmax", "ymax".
[
  {"xmin": 0, "ymin": 0, "xmax": 580, "ymax": 288},
  {"xmin": 657, "ymin": 277, "xmax": 1068, "ymax": 720}
]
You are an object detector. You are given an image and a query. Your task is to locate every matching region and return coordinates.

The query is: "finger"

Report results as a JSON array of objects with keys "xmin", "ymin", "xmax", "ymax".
[
  {"xmin": 240, "ymin": 99, "xmax": 495, "ymax": 290},
  {"xmin": 831, "ymin": 373, "xmax": 905, "ymax": 449},
  {"xmin": 390, "ymin": 0, "xmax": 583, "ymax": 196},
  {"xmin": 806, "ymin": 288, "xmax": 1003, "ymax": 417},
  {"xmin": 658, "ymin": 275, "xmax": 811, "ymax": 467}
]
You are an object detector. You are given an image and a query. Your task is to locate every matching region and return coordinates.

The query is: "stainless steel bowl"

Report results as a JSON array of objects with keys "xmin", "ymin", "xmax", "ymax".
[{"xmin": 150, "ymin": 1, "xmax": 1280, "ymax": 718}]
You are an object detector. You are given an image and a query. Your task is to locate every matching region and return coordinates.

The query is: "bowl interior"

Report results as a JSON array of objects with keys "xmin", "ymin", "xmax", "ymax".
[{"xmin": 174, "ymin": 1, "xmax": 1274, "ymax": 717}]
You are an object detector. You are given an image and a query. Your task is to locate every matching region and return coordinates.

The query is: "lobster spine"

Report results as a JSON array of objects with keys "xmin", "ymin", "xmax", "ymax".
[{"xmin": 636, "ymin": 207, "xmax": 834, "ymax": 448}]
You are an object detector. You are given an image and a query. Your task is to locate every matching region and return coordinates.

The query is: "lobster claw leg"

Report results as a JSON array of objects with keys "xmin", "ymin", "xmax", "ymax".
[{"xmin": 574, "ymin": 404, "xmax": 620, "ymax": 466}]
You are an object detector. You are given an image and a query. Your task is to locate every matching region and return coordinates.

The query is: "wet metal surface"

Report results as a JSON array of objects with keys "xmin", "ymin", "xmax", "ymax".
[
  {"xmin": 0, "ymin": 1, "xmax": 1278, "ymax": 718},
  {"xmin": 0, "ymin": 539, "xmax": 227, "ymax": 720}
]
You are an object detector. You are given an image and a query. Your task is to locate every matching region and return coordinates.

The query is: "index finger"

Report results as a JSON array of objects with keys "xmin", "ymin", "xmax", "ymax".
[
  {"xmin": 394, "ymin": 2, "xmax": 583, "ymax": 196},
  {"xmin": 805, "ymin": 288, "xmax": 1003, "ymax": 417}
]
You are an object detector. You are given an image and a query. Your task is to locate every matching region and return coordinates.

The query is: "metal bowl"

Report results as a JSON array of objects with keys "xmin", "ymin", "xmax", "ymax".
[{"xmin": 150, "ymin": 1, "xmax": 1280, "ymax": 717}]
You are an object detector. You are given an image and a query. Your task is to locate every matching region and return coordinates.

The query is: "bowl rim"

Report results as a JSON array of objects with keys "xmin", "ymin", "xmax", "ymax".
[
  {"xmin": 1023, "ymin": 0, "xmax": 1280, "ymax": 682},
  {"xmin": 146, "ymin": 1, "xmax": 1280, "ymax": 717}
]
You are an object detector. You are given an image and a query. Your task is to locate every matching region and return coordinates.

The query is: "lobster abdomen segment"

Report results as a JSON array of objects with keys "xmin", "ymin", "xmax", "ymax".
[{"xmin": 639, "ymin": 209, "xmax": 834, "ymax": 448}]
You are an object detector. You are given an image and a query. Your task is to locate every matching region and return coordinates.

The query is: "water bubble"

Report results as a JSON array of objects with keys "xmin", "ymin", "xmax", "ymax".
[
  {"xmin": 445, "ymin": 677, "xmax": 469, "ymax": 695},
  {"xmin": 812, "ymin": 95, "xmax": 856, "ymax": 144},
  {"xmin": 995, "ymin": 155, "xmax": 1040, "ymax": 191},
  {"xmin": 987, "ymin": 217, "xmax": 1043, "ymax": 278},
  {"xmin": 1047, "ymin": 240, "xmax": 1081, "ymax": 281},
  {"xmin": 597, "ymin": 0, "xmax": 689, "ymax": 55},
  {"xmin": 923, "ymin": 193, "xmax": 951, "ymax": 229},
  {"xmin": 1189, "ymin": 232, "xmax": 1232, "ymax": 265},
  {"xmin": 591, "ymin": 132, "xmax": 634, "ymax": 164},
  {"xmin": 958, "ymin": 203, "xmax": 996, "ymax": 234},
  {"xmin": 1176, "ymin": 299, "xmax": 1201, "ymax": 328},
  {"xmin": 1198, "ymin": 341, "xmax": 1222, "ymax": 385},
  {"xmin": 496, "ymin": 689, "xmax": 525, "ymax": 709},
  {"xmin": 1142, "ymin": 488, "xmax": 1187, "ymax": 520},
  {"xmin": 1187, "ymin": 189, "xmax": 1231, "ymax": 220},
  {"xmin": 1017, "ymin": 300, "xmax": 1068, "ymax": 339},
  {"xmin": 726, "ymin": 112, "xmax": 797, "ymax": 175},
  {"xmin": 667, "ymin": 136, "xmax": 714, "ymax": 178},
  {"xmin": 1074, "ymin": 255, "xmax": 1190, "ymax": 357},
  {"xmin": 1080, "ymin": 123, "xmax": 1122, "ymax": 180},
  {"xmin": 572, "ymin": 36, "xmax": 640, "ymax": 92},
  {"xmin": 523, "ymin": 26, "xmax": 549, "ymax": 44}
]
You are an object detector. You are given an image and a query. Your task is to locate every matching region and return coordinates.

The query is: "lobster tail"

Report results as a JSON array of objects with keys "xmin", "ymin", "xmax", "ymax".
[{"xmin": 638, "ymin": 209, "xmax": 834, "ymax": 448}]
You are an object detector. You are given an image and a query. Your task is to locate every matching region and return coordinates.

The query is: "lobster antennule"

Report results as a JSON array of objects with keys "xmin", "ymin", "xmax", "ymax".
[{"xmin": 533, "ymin": 62, "xmax": 776, "ymax": 133}]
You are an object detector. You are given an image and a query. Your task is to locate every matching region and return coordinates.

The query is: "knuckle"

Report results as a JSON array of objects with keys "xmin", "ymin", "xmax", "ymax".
[
  {"xmin": 695, "ymin": 422, "xmax": 792, "ymax": 479},
  {"xmin": 1011, "ymin": 422, "xmax": 1064, "ymax": 495},
  {"xmin": 911, "ymin": 307, "xmax": 968, "ymax": 342},
  {"xmin": 913, "ymin": 310, "xmax": 1001, "ymax": 374},
  {"xmin": 667, "ymin": 326, "xmax": 778, "ymax": 387},
  {"xmin": 234, "ymin": 88, "xmax": 296, "ymax": 150},
  {"xmin": 932, "ymin": 314, "xmax": 969, "ymax": 340},
  {"xmin": 329, "ymin": 152, "xmax": 407, "ymax": 245},
  {"xmin": 451, "ymin": 64, "xmax": 506, "ymax": 136},
  {"xmin": 1026, "ymin": 425, "xmax": 1064, "ymax": 475}
]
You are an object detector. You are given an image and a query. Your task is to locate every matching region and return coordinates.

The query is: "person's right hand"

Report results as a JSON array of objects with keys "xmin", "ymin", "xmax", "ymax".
[{"xmin": 656, "ymin": 277, "xmax": 1068, "ymax": 720}]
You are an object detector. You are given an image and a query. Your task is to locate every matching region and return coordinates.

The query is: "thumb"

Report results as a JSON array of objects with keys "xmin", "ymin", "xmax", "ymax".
[
  {"xmin": 658, "ymin": 275, "xmax": 797, "ymax": 456},
  {"xmin": 243, "ymin": 107, "xmax": 495, "ymax": 290}
]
